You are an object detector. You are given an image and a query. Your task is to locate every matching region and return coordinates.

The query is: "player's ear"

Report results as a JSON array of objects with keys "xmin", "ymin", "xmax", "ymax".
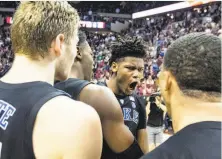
[
  {"xmin": 50, "ymin": 34, "xmax": 65, "ymax": 58},
  {"xmin": 75, "ymin": 46, "xmax": 82, "ymax": 61},
  {"xmin": 111, "ymin": 62, "xmax": 118, "ymax": 72}
]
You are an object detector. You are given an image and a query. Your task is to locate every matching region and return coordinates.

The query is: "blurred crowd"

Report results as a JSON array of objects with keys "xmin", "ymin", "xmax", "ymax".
[
  {"xmin": 0, "ymin": 26, "xmax": 13, "ymax": 77},
  {"xmin": 86, "ymin": 32, "xmax": 117, "ymax": 83}
]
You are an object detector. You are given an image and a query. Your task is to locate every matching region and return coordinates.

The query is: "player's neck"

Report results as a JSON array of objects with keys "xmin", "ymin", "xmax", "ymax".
[
  {"xmin": 1, "ymin": 55, "xmax": 55, "ymax": 85},
  {"xmin": 171, "ymin": 97, "xmax": 222, "ymax": 133},
  {"xmin": 107, "ymin": 77, "xmax": 122, "ymax": 96},
  {"xmin": 69, "ymin": 66, "xmax": 84, "ymax": 80}
]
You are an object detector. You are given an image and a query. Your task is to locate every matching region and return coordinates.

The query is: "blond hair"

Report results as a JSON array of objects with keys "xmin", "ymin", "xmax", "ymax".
[{"xmin": 11, "ymin": 1, "xmax": 79, "ymax": 60}]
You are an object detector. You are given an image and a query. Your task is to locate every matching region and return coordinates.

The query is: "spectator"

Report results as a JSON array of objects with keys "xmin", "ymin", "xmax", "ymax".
[{"xmin": 147, "ymin": 95, "xmax": 167, "ymax": 151}]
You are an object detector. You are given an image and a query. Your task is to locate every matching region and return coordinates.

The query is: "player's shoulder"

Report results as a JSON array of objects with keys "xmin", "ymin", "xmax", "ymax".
[
  {"xmin": 33, "ymin": 96, "xmax": 101, "ymax": 158},
  {"xmin": 140, "ymin": 146, "xmax": 172, "ymax": 159},
  {"xmin": 132, "ymin": 92, "xmax": 144, "ymax": 101},
  {"xmin": 142, "ymin": 130, "xmax": 193, "ymax": 159},
  {"xmin": 141, "ymin": 135, "xmax": 181, "ymax": 159},
  {"xmin": 83, "ymin": 83, "xmax": 119, "ymax": 105},
  {"xmin": 82, "ymin": 83, "xmax": 123, "ymax": 120},
  {"xmin": 37, "ymin": 95, "xmax": 100, "ymax": 126},
  {"xmin": 84, "ymin": 83, "xmax": 110, "ymax": 94},
  {"xmin": 131, "ymin": 93, "xmax": 146, "ymax": 110},
  {"xmin": 55, "ymin": 78, "xmax": 89, "ymax": 88}
]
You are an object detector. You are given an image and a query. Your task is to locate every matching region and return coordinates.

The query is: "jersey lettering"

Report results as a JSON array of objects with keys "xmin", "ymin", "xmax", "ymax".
[
  {"xmin": 123, "ymin": 108, "xmax": 139, "ymax": 124},
  {"xmin": 123, "ymin": 108, "xmax": 132, "ymax": 121},
  {"xmin": 0, "ymin": 100, "xmax": 16, "ymax": 130}
]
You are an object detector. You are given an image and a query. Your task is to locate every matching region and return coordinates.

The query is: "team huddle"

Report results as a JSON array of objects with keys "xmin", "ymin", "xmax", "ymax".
[{"xmin": 0, "ymin": 2, "xmax": 221, "ymax": 159}]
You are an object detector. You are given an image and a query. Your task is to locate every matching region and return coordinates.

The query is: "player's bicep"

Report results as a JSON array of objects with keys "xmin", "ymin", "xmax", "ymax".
[{"xmin": 93, "ymin": 87, "xmax": 135, "ymax": 152}]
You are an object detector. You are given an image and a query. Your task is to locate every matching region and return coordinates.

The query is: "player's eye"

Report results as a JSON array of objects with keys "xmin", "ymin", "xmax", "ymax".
[
  {"xmin": 138, "ymin": 68, "xmax": 144, "ymax": 72},
  {"xmin": 126, "ymin": 66, "xmax": 135, "ymax": 70}
]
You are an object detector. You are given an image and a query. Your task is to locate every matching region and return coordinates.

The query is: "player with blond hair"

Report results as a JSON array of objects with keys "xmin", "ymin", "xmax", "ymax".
[{"xmin": 0, "ymin": 2, "xmax": 102, "ymax": 159}]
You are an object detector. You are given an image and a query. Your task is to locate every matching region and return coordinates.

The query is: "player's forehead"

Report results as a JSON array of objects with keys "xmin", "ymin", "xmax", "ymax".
[{"xmin": 119, "ymin": 57, "xmax": 144, "ymax": 67}]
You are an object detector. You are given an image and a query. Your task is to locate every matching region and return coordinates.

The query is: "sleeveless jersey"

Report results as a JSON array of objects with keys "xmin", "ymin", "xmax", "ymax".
[
  {"xmin": 0, "ymin": 81, "xmax": 70, "ymax": 159},
  {"xmin": 55, "ymin": 78, "xmax": 118, "ymax": 159},
  {"xmin": 97, "ymin": 81, "xmax": 147, "ymax": 138},
  {"xmin": 54, "ymin": 78, "xmax": 91, "ymax": 100}
]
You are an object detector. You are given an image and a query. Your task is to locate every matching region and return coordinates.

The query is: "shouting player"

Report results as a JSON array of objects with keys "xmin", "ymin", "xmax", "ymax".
[{"xmin": 100, "ymin": 37, "xmax": 148, "ymax": 153}]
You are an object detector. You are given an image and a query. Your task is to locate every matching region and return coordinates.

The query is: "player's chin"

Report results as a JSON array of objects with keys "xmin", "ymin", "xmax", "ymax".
[{"xmin": 125, "ymin": 88, "xmax": 134, "ymax": 95}]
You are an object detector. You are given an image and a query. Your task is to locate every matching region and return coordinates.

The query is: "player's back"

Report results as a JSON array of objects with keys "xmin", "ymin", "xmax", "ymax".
[
  {"xmin": 0, "ymin": 81, "xmax": 70, "ymax": 159},
  {"xmin": 141, "ymin": 121, "xmax": 221, "ymax": 159}
]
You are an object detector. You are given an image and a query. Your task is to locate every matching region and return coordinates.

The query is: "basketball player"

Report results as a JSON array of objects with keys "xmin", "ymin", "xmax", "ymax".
[
  {"xmin": 0, "ymin": 2, "xmax": 102, "ymax": 159},
  {"xmin": 102, "ymin": 37, "xmax": 148, "ymax": 153},
  {"xmin": 141, "ymin": 33, "xmax": 222, "ymax": 159},
  {"xmin": 55, "ymin": 31, "xmax": 145, "ymax": 159}
]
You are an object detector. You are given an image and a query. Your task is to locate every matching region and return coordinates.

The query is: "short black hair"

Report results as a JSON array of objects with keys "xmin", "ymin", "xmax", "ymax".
[
  {"xmin": 78, "ymin": 31, "xmax": 87, "ymax": 46},
  {"xmin": 164, "ymin": 32, "xmax": 221, "ymax": 94},
  {"xmin": 109, "ymin": 37, "xmax": 147, "ymax": 66}
]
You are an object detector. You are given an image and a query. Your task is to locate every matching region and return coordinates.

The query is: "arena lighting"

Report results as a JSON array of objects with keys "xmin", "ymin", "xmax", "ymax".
[{"xmin": 132, "ymin": 0, "xmax": 216, "ymax": 19}]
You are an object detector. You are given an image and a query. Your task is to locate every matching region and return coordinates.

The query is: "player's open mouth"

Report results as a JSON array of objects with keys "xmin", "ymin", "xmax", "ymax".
[{"xmin": 129, "ymin": 81, "xmax": 138, "ymax": 90}]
